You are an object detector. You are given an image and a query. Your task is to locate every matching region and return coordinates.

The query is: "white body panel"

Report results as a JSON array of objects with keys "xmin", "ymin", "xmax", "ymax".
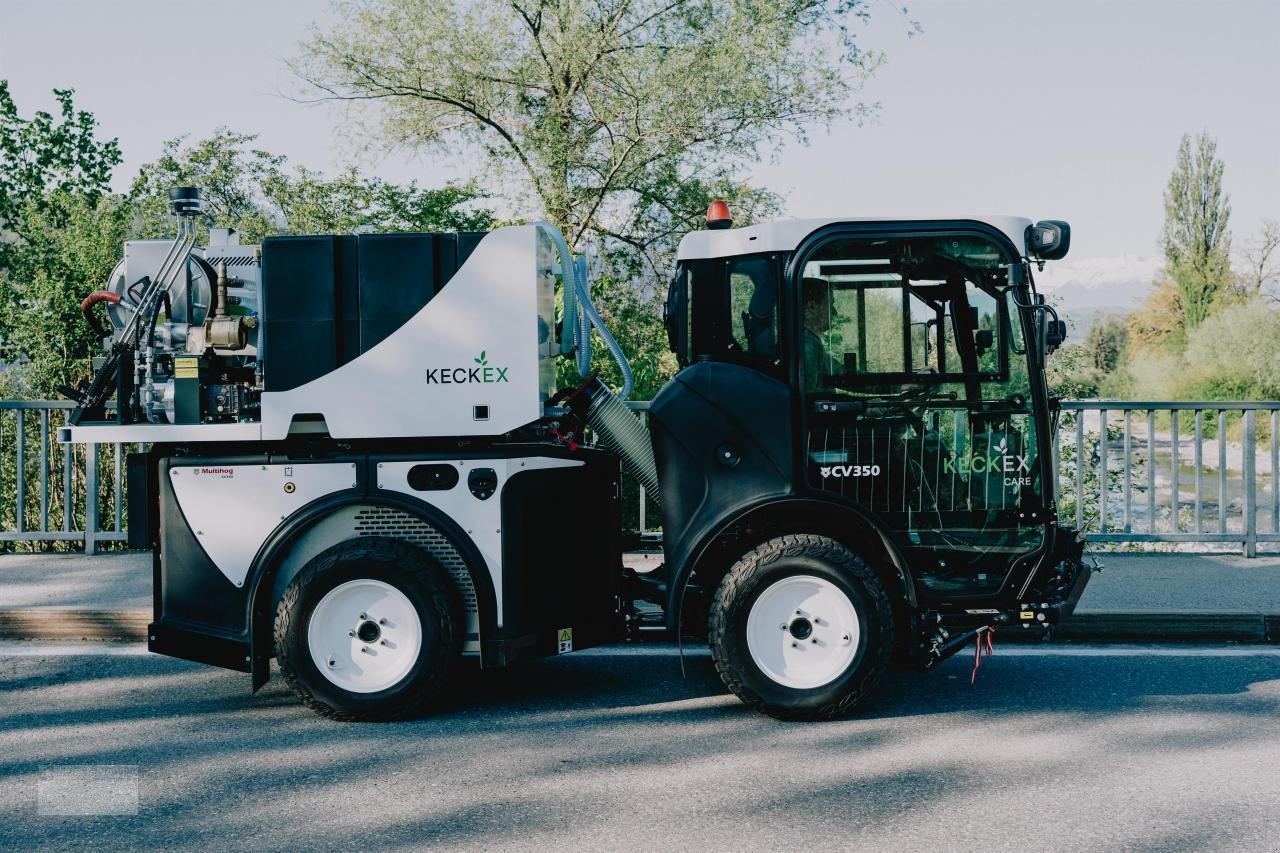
[
  {"xmin": 61, "ymin": 421, "xmax": 262, "ymax": 444},
  {"xmin": 375, "ymin": 457, "xmax": 583, "ymax": 626},
  {"xmin": 168, "ymin": 456, "xmax": 582, "ymax": 627},
  {"xmin": 168, "ymin": 462, "xmax": 358, "ymax": 587},
  {"xmin": 676, "ymin": 216, "xmax": 1035, "ymax": 261},
  {"xmin": 260, "ymin": 225, "xmax": 544, "ymax": 440}
]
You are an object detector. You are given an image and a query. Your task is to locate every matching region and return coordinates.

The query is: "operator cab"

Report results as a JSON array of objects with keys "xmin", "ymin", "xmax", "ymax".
[{"xmin": 657, "ymin": 212, "xmax": 1071, "ymax": 605}]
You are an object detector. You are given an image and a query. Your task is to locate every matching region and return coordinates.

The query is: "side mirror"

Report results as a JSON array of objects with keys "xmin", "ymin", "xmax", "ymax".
[
  {"xmin": 1026, "ymin": 220, "xmax": 1071, "ymax": 261},
  {"xmin": 975, "ymin": 328, "xmax": 994, "ymax": 355},
  {"xmin": 1045, "ymin": 319, "xmax": 1067, "ymax": 354}
]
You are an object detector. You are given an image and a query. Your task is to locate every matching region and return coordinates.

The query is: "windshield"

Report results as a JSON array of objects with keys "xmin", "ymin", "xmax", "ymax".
[{"xmin": 800, "ymin": 235, "xmax": 1023, "ymax": 396}]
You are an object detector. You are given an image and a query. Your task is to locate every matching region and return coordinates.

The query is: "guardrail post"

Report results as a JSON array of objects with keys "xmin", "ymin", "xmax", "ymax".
[
  {"xmin": 15, "ymin": 409, "xmax": 25, "ymax": 533},
  {"xmin": 84, "ymin": 443, "xmax": 99, "ymax": 555},
  {"xmin": 1244, "ymin": 409, "xmax": 1257, "ymax": 557}
]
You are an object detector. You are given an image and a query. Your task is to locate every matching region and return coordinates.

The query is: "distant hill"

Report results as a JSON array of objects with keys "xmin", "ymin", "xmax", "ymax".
[{"xmin": 1034, "ymin": 255, "xmax": 1161, "ymax": 337}]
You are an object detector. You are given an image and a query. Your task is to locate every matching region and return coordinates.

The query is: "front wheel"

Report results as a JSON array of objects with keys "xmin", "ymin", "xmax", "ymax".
[{"xmin": 709, "ymin": 534, "xmax": 894, "ymax": 721}]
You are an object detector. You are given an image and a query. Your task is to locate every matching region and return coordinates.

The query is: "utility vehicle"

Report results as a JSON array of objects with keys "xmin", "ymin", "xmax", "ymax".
[{"xmin": 62, "ymin": 189, "xmax": 1088, "ymax": 720}]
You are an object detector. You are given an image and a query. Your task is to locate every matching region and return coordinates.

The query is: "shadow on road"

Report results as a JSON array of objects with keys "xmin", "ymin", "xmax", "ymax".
[{"xmin": 2, "ymin": 648, "xmax": 1279, "ymax": 849}]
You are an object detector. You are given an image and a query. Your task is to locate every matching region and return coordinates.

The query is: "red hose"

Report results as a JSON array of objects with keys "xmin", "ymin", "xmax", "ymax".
[
  {"xmin": 81, "ymin": 291, "xmax": 121, "ymax": 337},
  {"xmin": 81, "ymin": 290, "xmax": 121, "ymax": 312}
]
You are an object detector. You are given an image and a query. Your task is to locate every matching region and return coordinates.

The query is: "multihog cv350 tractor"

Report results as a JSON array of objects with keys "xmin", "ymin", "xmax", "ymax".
[{"xmin": 61, "ymin": 188, "xmax": 1089, "ymax": 720}]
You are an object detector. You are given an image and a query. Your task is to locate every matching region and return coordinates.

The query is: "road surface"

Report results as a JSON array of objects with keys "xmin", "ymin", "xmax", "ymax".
[{"xmin": 2, "ymin": 643, "xmax": 1279, "ymax": 851}]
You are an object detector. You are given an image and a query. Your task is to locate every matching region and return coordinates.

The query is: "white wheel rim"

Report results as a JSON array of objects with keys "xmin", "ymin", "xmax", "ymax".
[
  {"xmin": 745, "ymin": 575, "xmax": 861, "ymax": 690},
  {"xmin": 307, "ymin": 579, "xmax": 423, "ymax": 694}
]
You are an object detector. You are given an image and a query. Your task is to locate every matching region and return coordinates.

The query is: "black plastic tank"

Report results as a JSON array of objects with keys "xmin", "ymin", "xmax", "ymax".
[{"xmin": 258, "ymin": 231, "xmax": 487, "ymax": 392}]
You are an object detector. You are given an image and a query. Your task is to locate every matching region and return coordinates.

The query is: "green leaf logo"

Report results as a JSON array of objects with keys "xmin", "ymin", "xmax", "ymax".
[{"xmin": 475, "ymin": 351, "xmax": 487, "ymax": 365}]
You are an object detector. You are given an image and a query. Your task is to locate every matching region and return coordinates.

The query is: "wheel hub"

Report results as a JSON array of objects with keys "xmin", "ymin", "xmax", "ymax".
[
  {"xmin": 788, "ymin": 617, "xmax": 813, "ymax": 640},
  {"xmin": 307, "ymin": 579, "xmax": 423, "ymax": 694},
  {"xmin": 746, "ymin": 575, "xmax": 861, "ymax": 690}
]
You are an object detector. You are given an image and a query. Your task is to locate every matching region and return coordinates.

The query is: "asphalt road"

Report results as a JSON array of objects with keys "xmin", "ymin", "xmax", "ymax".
[{"xmin": 3, "ymin": 644, "xmax": 1280, "ymax": 852}]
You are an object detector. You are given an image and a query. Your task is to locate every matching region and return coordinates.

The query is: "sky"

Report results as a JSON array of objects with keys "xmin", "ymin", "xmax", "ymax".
[{"xmin": 0, "ymin": 0, "xmax": 1276, "ymax": 273}]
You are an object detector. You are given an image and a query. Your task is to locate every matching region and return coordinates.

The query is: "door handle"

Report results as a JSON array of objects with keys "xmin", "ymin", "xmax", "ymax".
[{"xmin": 813, "ymin": 400, "xmax": 867, "ymax": 415}]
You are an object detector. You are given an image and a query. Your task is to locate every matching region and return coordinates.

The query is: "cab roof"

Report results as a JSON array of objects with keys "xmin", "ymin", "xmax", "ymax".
[{"xmin": 676, "ymin": 216, "xmax": 1035, "ymax": 262}]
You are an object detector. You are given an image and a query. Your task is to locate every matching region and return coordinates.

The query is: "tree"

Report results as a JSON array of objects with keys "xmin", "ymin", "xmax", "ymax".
[
  {"xmin": 1084, "ymin": 314, "xmax": 1129, "ymax": 373},
  {"xmin": 1179, "ymin": 299, "xmax": 1280, "ymax": 400},
  {"xmin": 129, "ymin": 129, "xmax": 285, "ymax": 243},
  {"xmin": 263, "ymin": 167, "xmax": 495, "ymax": 234},
  {"xmin": 1046, "ymin": 343, "xmax": 1100, "ymax": 399},
  {"xmin": 1126, "ymin": 274, "xmax": 1184, "ymax": 351},
  {"xmin": 0, "ymin": 82, "xmax": 122, "ymax": 237},
  {"xmin": 130, "ymin": 129, "xmax": 496, "ymax": 239},
  {"xmin": 1240, "ymin": 219, "xmax": 1280, "ymax": 299},
  {"xmin": 292, "ymin": 0, "xmax": 902, "ymax": 258},
  {"xmin": 1161, "ymin": 131, "xmax": 1232, "ymax": 329},
  {"xmin": 0, "ymin": 192, "xmax": 133, "ymax": 395}
]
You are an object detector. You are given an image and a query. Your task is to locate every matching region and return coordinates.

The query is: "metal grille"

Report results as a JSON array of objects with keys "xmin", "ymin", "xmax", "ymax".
[{"xmin": 352, "ymin": 506, "xmax": 478, "ymax": 617}]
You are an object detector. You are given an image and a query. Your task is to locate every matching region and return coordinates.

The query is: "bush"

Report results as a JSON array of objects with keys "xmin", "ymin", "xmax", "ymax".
[{"xmin": 1178, "ymin": 300, "xmax": 1280, "ymax": 399}]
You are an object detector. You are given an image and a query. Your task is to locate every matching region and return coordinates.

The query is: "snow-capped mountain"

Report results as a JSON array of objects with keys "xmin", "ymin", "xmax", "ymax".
[{"xmin": 1034, "ymin": 254, "xmax": 1162, "ymax": 334}]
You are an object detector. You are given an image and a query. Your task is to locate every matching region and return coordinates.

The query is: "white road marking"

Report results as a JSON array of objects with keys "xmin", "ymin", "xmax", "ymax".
[
  {"xmin": 0, "ymin": 642, "xmax": 150, "ymax": 656},
  {"xmin": 1, "ymin": 642, "xmax": 1279, "ymax": 658},
  {"xmin": 571, "ymin": 644, "xmax": 1280, "ymax": 658}
]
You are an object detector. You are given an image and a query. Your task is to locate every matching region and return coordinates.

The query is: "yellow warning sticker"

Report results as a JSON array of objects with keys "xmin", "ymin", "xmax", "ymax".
[
  {"xmin": 174, "ymin": 358, "xmax": 199, "ymax": 379},
  {"xmin": 1020, "ymin": 610, "xmax": 1035, "ymax": 620},
  {"xmin": 557, "ymin": 628, "xmax": 573, "ymax": 654}
]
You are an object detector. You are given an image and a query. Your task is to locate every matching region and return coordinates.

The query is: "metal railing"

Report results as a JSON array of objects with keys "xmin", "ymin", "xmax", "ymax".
[
  {"xmin": 0, "ymin": 401, "xmax": 128, "ymax": 554},
  {"xmin": 1057, "ymin": 401, "xmax": 1280, "ymax": 557},
  {"xmin": 1, "ymin": 399, "xmax": 1277, "ymax": 556}
]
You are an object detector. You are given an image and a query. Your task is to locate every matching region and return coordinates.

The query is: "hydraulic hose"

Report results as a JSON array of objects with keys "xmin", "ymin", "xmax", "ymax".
[
  {"xmin": 534, "ymin": 221, "xmax": 635, "ymax": 400},
  {"xmin": 80, "ymin": 291, "xmax": 121, "ymax": 338}
]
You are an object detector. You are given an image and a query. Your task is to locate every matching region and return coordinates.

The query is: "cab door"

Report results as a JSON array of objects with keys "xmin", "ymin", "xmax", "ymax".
[{"xmin": 791, "ymin": 226, "xmax": 1049, "ymax": 601}]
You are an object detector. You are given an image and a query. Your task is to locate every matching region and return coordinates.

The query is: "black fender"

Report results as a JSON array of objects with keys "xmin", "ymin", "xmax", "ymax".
[
  {"xmin": 243, "ymin": 489, "xmax": 498, "ymax": 690},
  {"xmin": 665, "ymin": 494, "xmax": 919, "ymax": 636}
]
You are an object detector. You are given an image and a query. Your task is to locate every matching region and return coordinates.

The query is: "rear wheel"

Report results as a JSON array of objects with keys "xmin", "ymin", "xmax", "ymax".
[
  {"xmin": 709, "ymin": 534, "xmax": 894, "ymax": 721},
  {"xmin": 275, "ymin": 538, "xmax": 462, "ymax": 721}
]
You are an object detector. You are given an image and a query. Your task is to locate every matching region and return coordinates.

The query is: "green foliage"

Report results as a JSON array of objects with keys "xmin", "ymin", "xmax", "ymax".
[
  {"xmin": 0, "ymin": 82, "xmax": 122, "ymax": 235},
  {"xmin": 294, "ymin": 0, "xmax": 897, "ymax": 255},
  {"xmin": 556, "ymin": 274, "xmax": 678, "ymax": 401},
  {"xmin": 1178, "ymin": 300, "xmax": 1280, "ymax": 399},
  {"xmin": 1084, "ymin": 314, "xmax": 1128, "ymax": 373},
  {"xmin": 129, "ymin": 129, "xmax": 282, "ymax": 242},
  {"xmin": 0, "ymin": 192, "xmax": 133, "ymax": 395},
  {"xmin": 1056, "ymin": 414, "xmax": 1136, "ymax": 533},
  {"xmin": 130, "ymin": 130, "xmax": 496, "ymax": 240},
  {"xmin": 1046, "ymin": 343, "xmax": 1101, "ymax": 399},
  {"xmin": 1162, "ymin": 131, "xmax": 1232, "ymax": 329},
  {"xmin": 263, "ymin": 166, "xmax": 495, "ymax": 234},
  {"xmin": 1119, "ymin": 299, "xmax": 1280, "ymax": 401}
]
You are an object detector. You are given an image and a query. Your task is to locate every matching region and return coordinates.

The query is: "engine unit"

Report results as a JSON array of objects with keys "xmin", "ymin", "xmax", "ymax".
[{"xmin": 66, "ymin": 188, "xmax": 562, "ymax": 443}]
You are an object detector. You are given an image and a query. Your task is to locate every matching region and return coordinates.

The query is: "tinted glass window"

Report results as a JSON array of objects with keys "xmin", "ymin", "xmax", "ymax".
[{"xmin": 729, "ymin": 256, "xmax": 779, "ymax": 362}]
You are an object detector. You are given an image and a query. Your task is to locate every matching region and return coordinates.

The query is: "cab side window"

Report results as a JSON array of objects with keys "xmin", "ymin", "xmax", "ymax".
[
  {"xmin": 681, "ymin": 254, "xmax": 783, "ymax": 372},
  {"xmin": 728, "ymin": 256, "xmax": 780, "ymax": 362}
]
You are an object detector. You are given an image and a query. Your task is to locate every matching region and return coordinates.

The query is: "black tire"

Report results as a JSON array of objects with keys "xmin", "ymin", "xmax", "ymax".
[
  {"xmin": 274, "ymin": 538, "xmax": 463, "ymax": 722},
  {"xmin": 708, "ymin": 534, "xmax": 894, "ymax": 721}
]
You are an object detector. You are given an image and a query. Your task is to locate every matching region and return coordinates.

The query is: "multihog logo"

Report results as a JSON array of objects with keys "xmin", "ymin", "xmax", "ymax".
[
  {"xmin": 425, "ymin": 351, "xmax": 509, "ymax": 385},
  {"xmin": 943, "ymin": 438, "xmax": 1032, "ymax": 486},
  {"xmin": 193, "ymin": 467, "xmax": 234, "ymax": 478}
]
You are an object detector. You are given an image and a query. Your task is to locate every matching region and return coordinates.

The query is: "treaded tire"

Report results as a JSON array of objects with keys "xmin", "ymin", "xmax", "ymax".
[
  {"xmin": 275, "ymin": 538, "xmax": 462, "ymax": 722},
  {"xmin": 709, "ymin": 534, "xmax": 894, "ymax": 721}
]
